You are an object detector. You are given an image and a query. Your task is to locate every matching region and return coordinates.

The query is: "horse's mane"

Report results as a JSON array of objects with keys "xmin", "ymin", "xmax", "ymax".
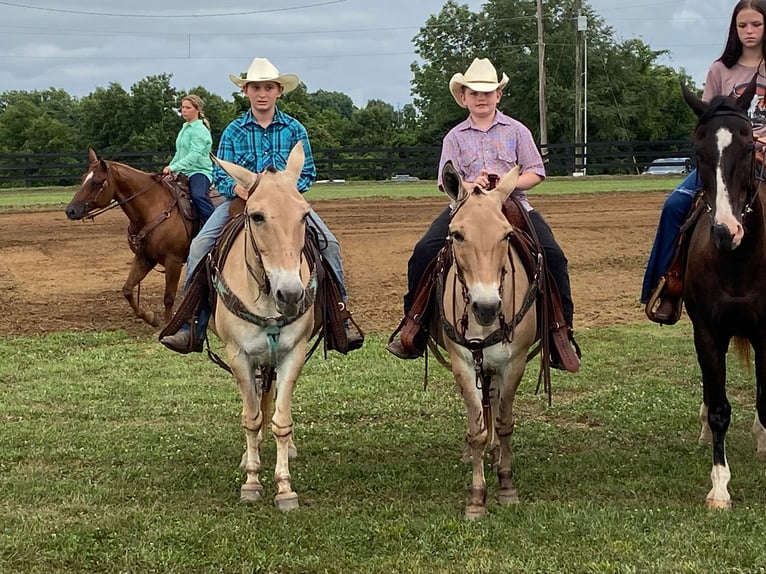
[{"xmin": 698, "ymin": 94, "xmax": 750, "ymax": 125}]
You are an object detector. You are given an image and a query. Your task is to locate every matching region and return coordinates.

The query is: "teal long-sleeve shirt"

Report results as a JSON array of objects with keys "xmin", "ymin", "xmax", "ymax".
[
  {"xmin": 168, "ymin": 119, "xmax": 213, "ymax": 179},
  {"xmin": 213, "ymin": 106, "xmax": 316, "ymax": 199}
]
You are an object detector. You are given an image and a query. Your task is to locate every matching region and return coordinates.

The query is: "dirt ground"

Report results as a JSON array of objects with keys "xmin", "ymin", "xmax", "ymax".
[{"xmin": 0, "ymin": 191, "xmax": 667, "ymax": 337}]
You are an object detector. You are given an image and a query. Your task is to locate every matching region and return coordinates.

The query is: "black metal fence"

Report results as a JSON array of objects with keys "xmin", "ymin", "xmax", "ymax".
[{"xmin": 0, "ymin": 140, "xmax": 695, "ymax": 187}]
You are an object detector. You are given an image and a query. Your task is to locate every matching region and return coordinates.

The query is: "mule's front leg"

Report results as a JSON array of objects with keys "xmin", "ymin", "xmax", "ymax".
[
  {"xmin": 232, "ymin": 358, "xmax": 265, "ymax": 503},
  {"xmin": 271, "ymin": 352, "xmax": 304, "ymax": 511},
  {"xmin": 122, "ymin": 255, "xmax": 159, "ymax": 326},
  {"xmin": 454, "ymin": 362, "xmax": 488, "ymax": 520}
]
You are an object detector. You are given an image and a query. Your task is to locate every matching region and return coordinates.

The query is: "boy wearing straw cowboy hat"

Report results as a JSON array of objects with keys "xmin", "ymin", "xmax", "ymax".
[
  {"xmin": 161, "ymin": 57, "xmax": 362, "ymax": 354},
  {"xmin": 387, "ymin": 57, "xmax": 579, "ymax": 369}
]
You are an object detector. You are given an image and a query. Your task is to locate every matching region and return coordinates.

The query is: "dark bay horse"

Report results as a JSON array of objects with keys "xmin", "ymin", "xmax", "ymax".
[
  {"xmin": 435, "ymin": 162, "xmax": 538, "ymax": 519},
  {"xmin": 682, "ymin": 76, "xmax": 766, "ymax": 509},
  {"xmin": 65, "ymin": 149, "xmax": 192, "ymax": 327}
]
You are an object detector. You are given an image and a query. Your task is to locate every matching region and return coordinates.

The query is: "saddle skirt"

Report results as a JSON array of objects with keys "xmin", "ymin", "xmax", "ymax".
[{"xmin": 159, "ymin": 209, "xmax": 362, "ymax": 356}]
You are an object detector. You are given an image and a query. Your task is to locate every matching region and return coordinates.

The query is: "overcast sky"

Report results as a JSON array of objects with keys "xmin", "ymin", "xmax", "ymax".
[{"xmin": 0, "ymin": 1, "xmax": 739, "ymax": 108}]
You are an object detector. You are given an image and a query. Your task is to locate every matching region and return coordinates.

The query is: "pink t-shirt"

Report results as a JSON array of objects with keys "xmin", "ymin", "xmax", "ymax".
[{"xmin": 703, "ymin": 60, "xmax": 766, "ymax": 141}]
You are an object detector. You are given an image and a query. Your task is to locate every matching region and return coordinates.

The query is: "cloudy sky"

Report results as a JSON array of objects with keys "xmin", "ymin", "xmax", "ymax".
[{"xmin": 0, "ymin": 1, "xmax": 740, "ymax": 107}]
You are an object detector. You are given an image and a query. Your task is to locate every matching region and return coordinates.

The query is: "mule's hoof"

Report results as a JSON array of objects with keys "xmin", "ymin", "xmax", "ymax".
[
  {"xmin": 706, "ymin": 497, "xmax": 732, "ymax": 510},
  {"xmin": 496, "ymin": 489, "xmax": 519, "ymax": 505},
  {"xmin": 146, "ymin": 311, "xmax": 160, "ymax": 328},
  {"xmin": 274, "ymin": 492, "xmax": 299, "ymax": 511},
  {"xmin": 239, "ymin": 484, "xmax": 264, "ymax": 504},
  {"xmin": 464, "ymin": 504, "xmax": 487, "ymax": 521}
]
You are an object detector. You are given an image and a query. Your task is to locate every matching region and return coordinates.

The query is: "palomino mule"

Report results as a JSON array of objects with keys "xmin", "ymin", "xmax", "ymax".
[
  {"xmin": 682, "ymin": 76, "xmax": 766, "ymax": 509},
  {"xmin": 208, "ymin": 143, "xmax": 319, "ymax": 510},
  {"xmin": 65, "ymin": 149, "xmax": 193, "ymax": 327},
  {"xmin": 436, "ymin": 162, "xmax": 538, "ymax": 519}
]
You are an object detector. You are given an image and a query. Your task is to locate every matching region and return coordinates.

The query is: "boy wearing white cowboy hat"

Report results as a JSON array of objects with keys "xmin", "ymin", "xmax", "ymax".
[
  {"xmin": 387, "ymin": 57, "xmax": 579, "ymax": 369},
  {"xmin": 161, "ymin": 57, "xmax": 363, "ymax": 354}
]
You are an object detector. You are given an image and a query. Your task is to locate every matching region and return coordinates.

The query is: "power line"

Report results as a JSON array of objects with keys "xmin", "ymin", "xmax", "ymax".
[{"xmin": 0, "ymin": 0, "xmax": 348, "ymax": 18}]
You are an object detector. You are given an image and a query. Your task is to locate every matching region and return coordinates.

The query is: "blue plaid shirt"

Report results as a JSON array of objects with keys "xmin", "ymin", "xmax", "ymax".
[{"xmin": 213, "ymin": 106, "xmax": 316, "ymax": 198}]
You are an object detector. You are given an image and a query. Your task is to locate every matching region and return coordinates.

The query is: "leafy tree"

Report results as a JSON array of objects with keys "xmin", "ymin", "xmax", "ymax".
[
  {"xmin": 79, "ymin": 83, "xmax": 134, "ymax": 153},
  {"xmin": 127, "ymin": 73, "xmax": 179, "ymax": 151},
  {"xmin": 410, "ymin": 0, "xmax": 698, "ymax": 146}
]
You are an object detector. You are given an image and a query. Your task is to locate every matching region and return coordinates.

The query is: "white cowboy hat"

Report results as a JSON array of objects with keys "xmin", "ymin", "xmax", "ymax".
[
  {"xmin": 229, "ymin": 57, "xmax": 300, "ymax": 93},
  {"xmin": 448, "ymin": 58, "xmax": 509, "ymax": 108}
]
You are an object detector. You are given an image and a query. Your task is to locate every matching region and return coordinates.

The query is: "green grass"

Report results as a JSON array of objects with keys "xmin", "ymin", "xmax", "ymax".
[
  {"xmin": 2, "ymin": 324, "xmax": 766, "ymax": 573},
  {"xmin": 0, "ymin": 175, "xmax": 685, "ymax": 212}
]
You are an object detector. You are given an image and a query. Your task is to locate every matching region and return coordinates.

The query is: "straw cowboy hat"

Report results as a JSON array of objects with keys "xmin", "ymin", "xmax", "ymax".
[
  {"xmin": 449, "ymin": 58, "xmax": 509, "ymax": 107},
  {"xmin": 229, "ymin": 57, "xmax": 300, "ymax": 93}
]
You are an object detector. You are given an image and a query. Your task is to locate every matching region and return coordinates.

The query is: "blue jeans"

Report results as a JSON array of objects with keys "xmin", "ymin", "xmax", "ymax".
[
  {"xmin": 188, "ymin": 173, "xmax": 214, "ymax": 223},
  {"xmin": 181, "ymin": 199, "xmax": 348, "ymax": 337},
  {"xmin": 640, "ymin": 169, "xmax": 700, "ymax": 303}
]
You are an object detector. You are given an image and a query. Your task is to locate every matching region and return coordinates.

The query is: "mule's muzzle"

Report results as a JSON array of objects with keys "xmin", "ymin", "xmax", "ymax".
[
  {"xmin": 471, "ymin": 298, "xmax": 502, "ymax": 327},
  {"xmin": 275, "ymin": 283, "xmax": 306, "ymax": 317}
]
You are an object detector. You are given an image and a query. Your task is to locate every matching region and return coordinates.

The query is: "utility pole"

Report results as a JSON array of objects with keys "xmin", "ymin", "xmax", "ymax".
[
  {"xmin": 574, "ymin": 0, "xmax": 583, "ymax": 173},
  {"xmin": 536, "ymin": 0, "xmax": 548, "ymax": 158}
]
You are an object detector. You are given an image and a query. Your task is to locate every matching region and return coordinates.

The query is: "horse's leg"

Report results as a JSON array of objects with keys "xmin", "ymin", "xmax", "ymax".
[
  {"xmin": 123, "ymin": 255, "xmax": 159, "ymax": 327},
  {"xmin": 453, "ymin": 359, "xmax": 488, "ymax": 520},
  {"xmin": 752, "ymin": 339, "xmax": 766, "ymax": 458},
  {"xmin": 698, "ymin": 402, "xmax": 712, "ymax": 445},
  {"xmin": 230, "ymin": 353, "xmax": 265, "ymax": 503},
  {"xmin": 694, "ymin": 328, "xmax": 732, "ymax": 509},
  {"xmin": 271, "ymin": 351, "xmax": 305, "ymax": 511},
  {"xmin": 494, "ymin": 361, "xmax": 526, "ymax": 506},
  {"xmin": 161, "ymin": 256, "xmax": 184, "ymax": 325}
]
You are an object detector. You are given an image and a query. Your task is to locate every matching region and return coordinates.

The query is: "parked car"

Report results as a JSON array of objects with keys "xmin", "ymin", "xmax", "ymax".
[
  {"xmin": 642, "ymin": 157, "xmax": 692, "ymax": 175},
  {"xmin": 390, "ymin": 174, "xmax": 419, "ymax": 182}
]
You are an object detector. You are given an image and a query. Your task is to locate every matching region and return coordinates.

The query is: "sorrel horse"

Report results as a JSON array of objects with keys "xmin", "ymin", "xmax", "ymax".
[
  {"xmin": 208, "ymin": 143, "xmax": 319, "ymax": 510},
  {"xmin": 681, "ymin": 76, "xmax": 766, "ymax": 509},
  {"xmin": 435, "ymin": 162, "xmax": 538, "ymax": 519},
  {"xmin": 65, "ymin": 149, "xmax": 192, "ymax": 327}
]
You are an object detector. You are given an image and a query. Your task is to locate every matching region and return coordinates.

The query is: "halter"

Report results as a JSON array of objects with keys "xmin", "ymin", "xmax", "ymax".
[{"xmin": 697, "ymin": 108, "xmax": 762, "ymax": 220}]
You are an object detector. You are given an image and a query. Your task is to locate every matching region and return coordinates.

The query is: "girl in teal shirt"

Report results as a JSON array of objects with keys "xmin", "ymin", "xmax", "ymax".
[{"xmin": 164, "ymin": 95, "xmax": 214, "ymax": 222}]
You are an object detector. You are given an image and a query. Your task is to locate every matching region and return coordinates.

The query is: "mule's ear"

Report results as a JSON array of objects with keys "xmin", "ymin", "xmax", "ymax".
[
  {"xmin": 285, "ymin": 142, "xmax": 305, "ymax": 182},
  {"xmin": 88, "ymin": 149, "xmax": 97, "ymax": 163},
  {"xmin": 442, "ymin": 161, "xmax": 466, "ymax": 203},
  {"xmin": 737, "ymin": 73, "xmax": 759, "ymax": 112},
  {"xmin": 493, "ymin": 165, "xmax": 520, "ymax": 201},
  {"xmin": 211, "ymin": 154, "xmax": 259, "ymax": 195},
  {"xmin": 682, "ymin": 83, "xmax": 707, "ymax": 117}
]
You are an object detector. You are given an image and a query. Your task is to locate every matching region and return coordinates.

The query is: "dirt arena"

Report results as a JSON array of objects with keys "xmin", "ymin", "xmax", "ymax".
[{"xmin": 0, "ymin": 191, "xmax": 667, "ymax": 337}]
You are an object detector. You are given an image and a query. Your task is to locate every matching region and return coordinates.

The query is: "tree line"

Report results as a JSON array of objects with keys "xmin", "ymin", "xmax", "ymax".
[{"xmin": 0, "ymin": 0, "xmax": 700, "ymax": 165}]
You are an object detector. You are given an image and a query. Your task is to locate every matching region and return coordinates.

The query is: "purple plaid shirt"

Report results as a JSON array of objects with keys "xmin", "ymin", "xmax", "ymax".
[{"xmin": 437, "ymin": 110, "xmax": 545, "ymax": 211}]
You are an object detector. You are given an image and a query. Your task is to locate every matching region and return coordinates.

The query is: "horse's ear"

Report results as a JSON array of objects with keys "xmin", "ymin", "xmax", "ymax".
[
  {"xmin": 493, "ymin": 166, "xmax": 520, "ymax": 202},
  {"xmin": 737, "ymin": 73, "xmax": 759, "ymax": 113},
  {"xmin": 442, "ymin": 161, "xmax": 466, "ymax": 203},
  {"xmin": 211, "ymin": 154, "xmax": 259, "ymax": 196},
  {"xmin": 88, "ymin": 149, "xmax": 97, "ymax": 163},
  {"xmin": 285, "ymin": 142, "xmax": 305, "ymax": 182},
  {"xmin": 682, "ymin": 83, "xmax": 707, "ymax": 117}
]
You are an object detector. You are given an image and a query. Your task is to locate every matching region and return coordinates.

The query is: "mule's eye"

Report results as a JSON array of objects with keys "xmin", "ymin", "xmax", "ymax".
[
  {"xmin": 451, "ymin": 230, "xmax": 465, "ymax": 243},
  {"xmin": 249, "ymin": 211, "xmax": 265, "ymax": 224}
]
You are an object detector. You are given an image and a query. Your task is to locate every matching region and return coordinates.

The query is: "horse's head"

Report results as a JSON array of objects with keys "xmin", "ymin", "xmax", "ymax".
[
  {"xmin": 442, "ymin": 161, "xmax": 519, "ymax": 327},
  {"xmin": 212, "ymin": 143, "xmax": 311, "ymax": 317},
  {"xmin": 683, "ymin": 76, "xmax": 758, "ymax": 251},
  {"xmin": 65, "ymin": 149, "xmax": 116, "ymax": 220}
]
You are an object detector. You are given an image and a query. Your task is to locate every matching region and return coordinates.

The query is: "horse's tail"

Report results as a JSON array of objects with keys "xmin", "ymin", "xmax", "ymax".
[{"xmin": 732, "ymin": 337, "xmax": 753, "ymax": 373}]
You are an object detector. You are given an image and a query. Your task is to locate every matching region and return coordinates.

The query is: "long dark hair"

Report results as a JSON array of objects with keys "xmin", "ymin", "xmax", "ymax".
[{"xmin": 720, "ymin": 0, "xmax": 766, "ymax": 67}]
